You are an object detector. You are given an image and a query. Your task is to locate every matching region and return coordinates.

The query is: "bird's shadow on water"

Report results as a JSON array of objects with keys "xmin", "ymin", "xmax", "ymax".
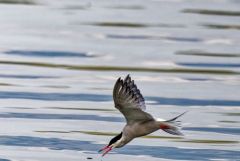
[
  {"xmin": 0, "ymin": 135, "xmax": 239, "ymax": 161},
  {"xmin": 0, "ymin": 91, "xmax": 240, "ymax": 106}
]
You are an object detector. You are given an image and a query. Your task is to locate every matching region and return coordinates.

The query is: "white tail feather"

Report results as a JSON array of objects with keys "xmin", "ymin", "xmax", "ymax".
[{"xmin": 160, "ymin": 111, "xmax": 187, "ymax": 136}]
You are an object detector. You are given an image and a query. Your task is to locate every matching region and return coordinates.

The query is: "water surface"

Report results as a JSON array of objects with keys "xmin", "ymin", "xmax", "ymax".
[{"xmin": 0, "ymin": 0, "xmax": 239, "ymax": 161}]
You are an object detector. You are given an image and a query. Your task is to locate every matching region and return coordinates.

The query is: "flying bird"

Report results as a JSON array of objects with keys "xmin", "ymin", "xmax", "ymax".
[{"xmin": 99, "ymin": 75, "xmax": 186, "ymax": 156}]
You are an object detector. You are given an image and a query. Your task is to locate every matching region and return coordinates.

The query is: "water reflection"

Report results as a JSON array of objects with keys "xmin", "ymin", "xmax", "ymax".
[
  {"xmin": 0, "ymin": 135, "xmax": 239, "ymax": 160},
  {"xmin": 83, "ymin": 22, "xmax": 184, "ymax": 28},
  {"xmin": 0, "ymin": 112, "xmax": 124, "ymax": 122},
  {"xmin": 219, "ymin": 120, "xmax": 240, "ymax": 123},
  {"xmin": 0, "ymin": 61, "xmax": 237, "ymax": 75},
  {"xmin": 62, "ymin": 4, "xmax": 91, "ymax": 10},
  {"xmin": 0, "ymin": 0, "xmax": 35, "ymax": 5},
  {"xmin": 4, "ymin": 50, "xmax": 96, "ymax": 58},
  {"xmin": 222, "ymin": 112, "xmax": 240, "ymax": 116},
  {"xmin": 182, "ymin": 9, "xmax": 240, "ymax": 17},
  {"xmin": 0, "ymin": 0, "xmax": 240, "ymax": 160},
  {"xmin": 145, "ymin": 97, "xmax": 240, "ymax": 107},
  {"xmin": 0, "ymin": 83, "xmax": 13, "ymax": 86},
  {"xmin": 106, "ymin": 34, "xmax": 200, "ymax": 42},
  {"xmin": 0, "ymin": 91, "xmax": 240, "ymax": 106},
  {"xmin": 184, "ymin": 127, "xmax": 240, "ymax": 135},
  {"xmin": 36, "ymin": 130, "xmax": 239, "ymax": 144},
  {"xmin": 176, "ymin": 50, "xmax": 240, "ymax": 58},
  {"xmin": 105, "ymin": 5, "xmax": 145, "ymax": 10},
  {"xmin": 178, "ymin": 62, "xmax": 240, "ymax": 68},
  {"xmin": 47, "ymin": 107, "xmax": 115, "ymax": 111},
  {"xmin": 0, "ymin": 91, "xmax": 111, "ymax": 102},
  {"xmin": 36, "ymin": 130, "xmax": 183, "ymax": 139},
  {"xmin": 202, "ymin": 23, "xmax": 240, "ymax": 30},
  {"xmin": 0, "ymin": 74, "xmax": 57, "ymax": 79}
]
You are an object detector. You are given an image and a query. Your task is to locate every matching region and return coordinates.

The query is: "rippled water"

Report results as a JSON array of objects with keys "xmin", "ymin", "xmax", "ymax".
[{"xmin": 0, "ymin": 0, "xmax": 240, "ymax": 161}]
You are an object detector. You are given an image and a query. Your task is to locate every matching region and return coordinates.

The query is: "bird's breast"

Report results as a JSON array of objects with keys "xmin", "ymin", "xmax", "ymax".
[{"xmin": 124, "ymin": 121, "xmax": 158, "ymax": 138}]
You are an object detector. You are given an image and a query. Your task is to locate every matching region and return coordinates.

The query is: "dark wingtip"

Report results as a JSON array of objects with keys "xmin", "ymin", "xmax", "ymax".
[
  {"xmin": 117, "ymin": 77, "xmax": 121, "ymax": 82},
  {"xmin": 124, "ymin": 74, "xmax": 131, "ymax": 82}
]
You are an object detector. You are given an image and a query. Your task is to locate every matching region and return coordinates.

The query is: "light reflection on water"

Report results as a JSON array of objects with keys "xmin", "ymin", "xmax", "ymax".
[
  {"xmin": 0, "ymin": 0, "xmax": 239, "ymax": 161},
  {"xmin": 0, "ymin": 91, "xmax": 240, "ymax": 106},
  {"xmin": 0, "ymin": 135, "xmax": 239, "ymax": 160}
]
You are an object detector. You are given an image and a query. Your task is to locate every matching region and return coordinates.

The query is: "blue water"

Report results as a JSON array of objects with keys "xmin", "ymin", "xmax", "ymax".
[
  {"xmin": 5, "ymin": 50, "xmax": 94, "ymax": 58},
  {"xmin": 0, "ymin": 135, "xmax": 239, "ymax": 161}
]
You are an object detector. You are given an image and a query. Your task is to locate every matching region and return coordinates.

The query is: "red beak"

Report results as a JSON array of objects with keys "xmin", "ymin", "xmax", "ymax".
[
  {"xmin": 98, "ymin": 145, "xmax": 109, "ymax": 152},
  {"xmin": 98, "ymin": 145, "xmax": 113, "ymax": 156}
]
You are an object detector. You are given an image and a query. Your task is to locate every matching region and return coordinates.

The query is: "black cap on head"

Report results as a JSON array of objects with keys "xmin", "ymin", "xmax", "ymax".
[{"xmin": 108, "ymin": 132, "xmax": 122, "ymax": 146}]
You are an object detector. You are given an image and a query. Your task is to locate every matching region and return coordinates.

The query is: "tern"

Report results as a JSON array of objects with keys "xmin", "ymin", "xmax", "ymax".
[{"xmin": 99, "ymin": 75, "xmax": 186, "ymax": 156}]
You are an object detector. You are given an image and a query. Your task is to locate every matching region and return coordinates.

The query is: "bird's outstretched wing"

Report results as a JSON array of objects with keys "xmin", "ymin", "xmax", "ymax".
[{"xmin": 113, "ymin": 75, "xmax": 154, "ymax": 124}]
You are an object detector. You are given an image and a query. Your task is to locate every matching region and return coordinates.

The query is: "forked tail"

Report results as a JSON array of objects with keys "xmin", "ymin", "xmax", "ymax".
[{"xmin": 159, "ymin": 111, "xmax": 187, "ymax": 136}]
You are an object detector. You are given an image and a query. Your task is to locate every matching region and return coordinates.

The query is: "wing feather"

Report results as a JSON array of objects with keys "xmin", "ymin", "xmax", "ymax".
[{"xmin": 113, "ymin": 75, "xmax": 153, "ymax": 124}]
